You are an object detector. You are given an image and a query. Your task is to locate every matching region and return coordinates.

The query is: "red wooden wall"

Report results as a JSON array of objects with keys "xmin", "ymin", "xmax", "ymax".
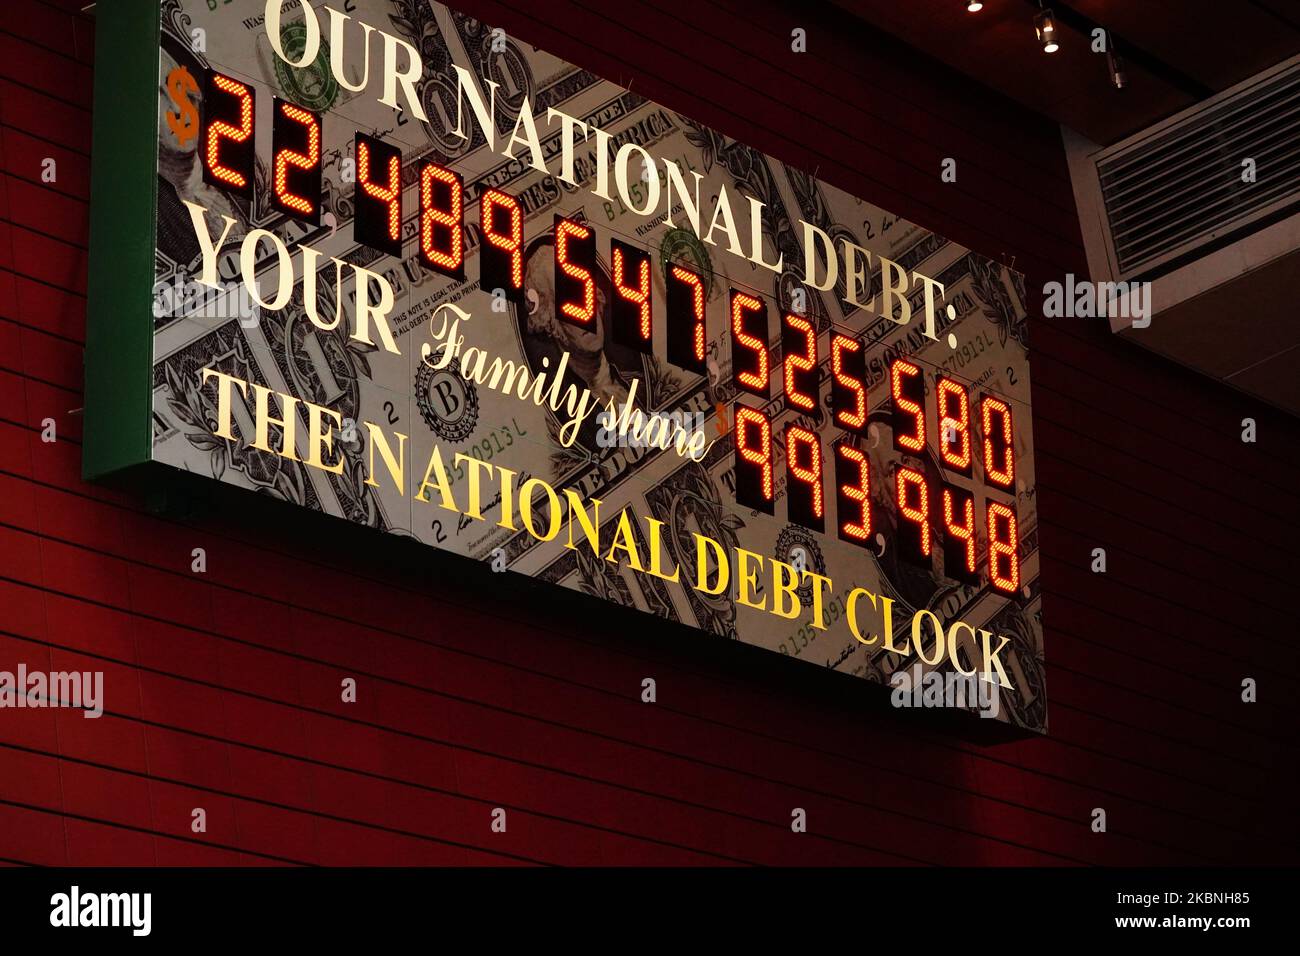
[{"xmin": 1, "ymin": 0, "xmax": 1296, "ymax": 865}]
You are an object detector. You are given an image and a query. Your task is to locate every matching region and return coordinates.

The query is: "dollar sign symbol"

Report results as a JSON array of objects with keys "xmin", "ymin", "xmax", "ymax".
[{"xmin": 165, "ymin": 66, "xmax": 200, "ymax": 148}]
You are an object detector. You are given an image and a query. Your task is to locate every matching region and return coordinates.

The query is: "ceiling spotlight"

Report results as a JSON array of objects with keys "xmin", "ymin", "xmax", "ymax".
[
  {"xmin": 1035, "ymin": 8, "xmax": 1059, "ymax": 53},
  {"xmin": 1107, "ymin": 45, "xmax": 1126, "ymax": 89},
  {"xmin": 966, "ymin": 1, "xmax": 984, "ymax": 11}
]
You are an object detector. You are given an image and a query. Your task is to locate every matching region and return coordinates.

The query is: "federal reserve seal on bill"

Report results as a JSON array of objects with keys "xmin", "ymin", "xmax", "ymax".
[
  {"xmin": 416, "ymin": 356, "xmax": 479, "ymax": 443},
  {"xmin": 775, "ymin": 524, "xmax": 827, "ymax": 609}
]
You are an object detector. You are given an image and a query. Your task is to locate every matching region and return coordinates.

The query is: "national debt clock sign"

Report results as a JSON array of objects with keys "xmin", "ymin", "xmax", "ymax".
[{"xmin": 84, "ymin": 0, "xmax": 1046, "ymax": 732}]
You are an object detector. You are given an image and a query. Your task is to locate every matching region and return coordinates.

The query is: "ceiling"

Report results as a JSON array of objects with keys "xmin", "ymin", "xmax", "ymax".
[
  {"xmin": 841, "ymin": 0, "xmax": 1300, "ymax": 418},
  {"xmin": 834, "ymin": 0, "xmax": 1300, "ymax": 146}
]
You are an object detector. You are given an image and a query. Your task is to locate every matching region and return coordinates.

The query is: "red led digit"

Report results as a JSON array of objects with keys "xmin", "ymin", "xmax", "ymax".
[
  {"xmin": 981, "ymin": 395, "xmax": 1015, "ymax": 488},
  {"xmin": 611, "ymin": 239, "xmax": 652, "ymax": 353},
  {"xmin": 784, "ymin": 425, "xmax": 824, "ymax": 532},
  {"xmin": 891, "ymin": 358, "xmax": 926, "ymax": 453},
  {"xmin": 666, "ymin": 264, "xmax": 707, "ymax": 374},
  {"xmin": 554, "ymin": 216, "xmax": 596, "ymax": 327},
  {"xmin": 734, "ymin": 405, "xmax": 774, "ymax": 514},
  {"xmin": 834, "ymin": 441, "xmax": 871, "ymax": 546},
  {"xmin": 419, "ymin": 161, "xmax": 464, "ymax": 278},
  {"xmin": 480, "ymin": 188, "xmax": 524, "ymax": 298},
  {"xmin": 895, "ymin": 466, "xmax": 931, "ymax": 564},
  {"xmin": 359, "ymin": 137, "xmax": 400, "ymax": 238},
  {"xmin": 782, "ymin": 313, "xmax": 817, "ymax": 411},
  {"xmin": 937, "ymin": 377, "xmax": 972, "ymax": 473},
  {"xmin": 830, "ymin": 334, "xmax": 868, "ymax": 435},
  {"xmin": 354, "ymin": 133, "xmax": 403, "ymax": 258},
  {"xmin": 730, "ymin": 290, "xmax": 769, "ymax": 398},
  {"xmin": 271, "ymin": 99, "xmax": 321, "ymax": 223},
  {"xmin": 941, "ymin": 484, "xmax": 978, "ymax": 583},
  {"xmin": 987, "ymin": 500, "xmax": 1020, "ymax": 594},
  {"xmin": 202, "ymin": 71, "xmax": 255, "ymax": 200}
]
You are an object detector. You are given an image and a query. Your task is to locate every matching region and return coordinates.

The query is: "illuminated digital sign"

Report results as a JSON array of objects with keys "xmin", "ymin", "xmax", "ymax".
[{"xmin": 84, "ymin": 0, "xmax": 1046, "ymax": 732}]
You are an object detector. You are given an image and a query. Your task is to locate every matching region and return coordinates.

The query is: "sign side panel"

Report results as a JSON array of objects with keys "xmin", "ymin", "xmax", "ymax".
[{"xmin": 83, "ymin": 0, "xmax": 162, "ymax": 480}]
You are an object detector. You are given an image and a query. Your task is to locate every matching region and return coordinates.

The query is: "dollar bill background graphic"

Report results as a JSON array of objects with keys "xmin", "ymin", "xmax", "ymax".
[{"xmin": 148, "ymin": 0, "xmax": 1045, "ymax": 731}]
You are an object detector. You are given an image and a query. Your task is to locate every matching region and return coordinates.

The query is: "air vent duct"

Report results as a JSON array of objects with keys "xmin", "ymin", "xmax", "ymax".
[{"xmin": 1096, "ymin": 55, "xmax": 1300, "ymax": 280}]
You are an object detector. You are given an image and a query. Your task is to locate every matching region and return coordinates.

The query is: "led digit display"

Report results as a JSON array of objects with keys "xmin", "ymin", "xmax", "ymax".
[
  {"xmin": 890, "ymin": 358, "xmax": 926, "ymax": 454},
  {"xmin": 981, "ymin": 395, "xmax": 1015, "ymax": 489},
  {"xmin": 730, "ymin": 290, "xmax": 769, "ymax": 398},
  {"xmin": 480, "ymin": 188, "xmax": 525, "ymax": 300},
  {"xmin": 834, "ymin": 441, "xmax": 872, "ymax": 547},
  {"xmin": 784, "ymin": 425, "xmax": 824, "ymax": 532},
  {"xmin": 734, "ymin": 404, "xmax": 774, "ymax": 515},
  {"xmin": 202, "ymin": 71, "xmax": 255, "ymax": 200},
  {"xmin": 666, "ymin": 264, "xmax": 707, "ymax": 374},
  {"xmin": 419, "ymin": 161, "xmax": 464, "ymax": 279},
  {"xmin": 354, "ymin": 133, "xmax": 403, "ymax": 259},
  {"xmin": 782, "ymin": 313, "xmax": 818, "ymax": 412},
  {"xmin": 895, "ymin": 466, "xmax": 931, "ymax": 566},
  {"xmin": 987, "ymin": 500, "xmax": 1020, "ymax": 594},
  {"xmin": 270, "ymin": 98, "xmax": 321, "ymax": 224},
  {"xmin": 936, "ymin": 377, "xmax": 972, "ymax": 474},
  {"xmin": 553, "ymin": 216, "xmax": 597, "ymax": 327},
  {"xmin": 941, "ymin": 484, "xmax": 979, "ymax": 585},
  {"xmin": 830, "ymin": 333, "xmax": 868, "ymax": 436},
  {"xmin": 610, "ymin": 239, "xmax": 652, "ymax": 353}
]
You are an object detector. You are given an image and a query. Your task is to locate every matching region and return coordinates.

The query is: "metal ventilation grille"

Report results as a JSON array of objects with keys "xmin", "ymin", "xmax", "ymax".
[{"xmin": 1097, "ymin": 58, "xmax": 1300, "ymax": 279}]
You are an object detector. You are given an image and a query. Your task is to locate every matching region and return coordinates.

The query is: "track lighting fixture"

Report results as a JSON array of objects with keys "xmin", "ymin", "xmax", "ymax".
[
  {"xmin": 1035, "ymin": 7, "xmax": 1059, "ymax": 53},
  {"xmin": 1107, "ymin": 44, "xmax": 1126, "ymax": 89}
]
